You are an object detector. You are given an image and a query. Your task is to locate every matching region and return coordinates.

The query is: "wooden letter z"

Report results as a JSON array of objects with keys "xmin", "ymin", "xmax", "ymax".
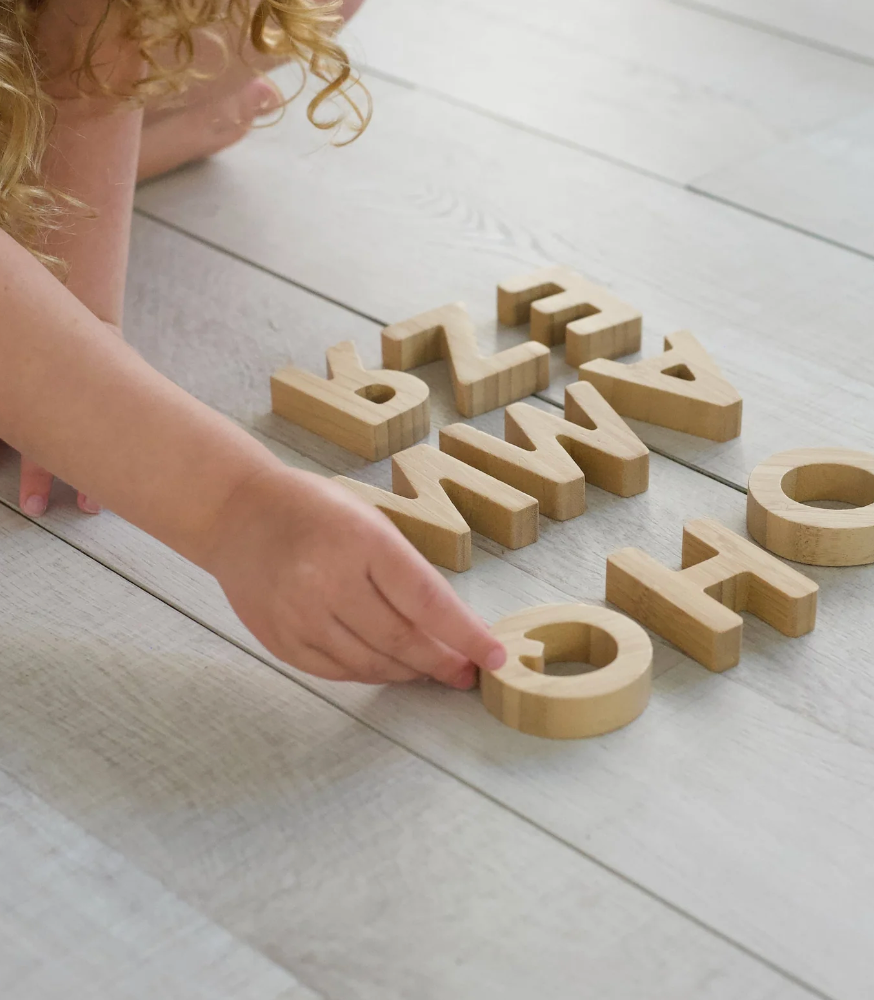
[{"xmin": 381, "ymin": 302, "xmax": 550, "ymax": 418}]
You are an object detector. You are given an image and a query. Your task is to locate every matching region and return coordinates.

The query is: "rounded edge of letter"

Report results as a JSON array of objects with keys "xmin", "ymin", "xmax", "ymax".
[
  {"xmin": 481, "ymin": 603, "xmax": 653, "ymax": 740},
  {"xmin": 747, "ymin": 448, "xmax": 874, "ymax": 567}
]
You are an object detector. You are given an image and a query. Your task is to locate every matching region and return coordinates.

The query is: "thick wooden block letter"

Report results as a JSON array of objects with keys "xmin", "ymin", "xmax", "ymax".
[
  {"xmin": 606, "ymin": 518, "xmax": 818, "ymax": 672},
  {"xmin": 579, "ymin": 331, "xmax": 742, "ymax": 442},
  {"xmin": 481, "ymin": 603, "xmax": 653, "ymax": 739},
  {"xmin": 381, "ymin": 302, "xmax": 549, "ymax": 418},
  {"xmin": 497, "ymin": 266, "xmax": 642, "ymax": 367},
  {"xmin": 335, "ymin": 444, "xmax": 539, "ymax": 572},
  {"xmin": 271, "ymin": 341, "xmax": 429, "ymax": 461},
  {"xmin": 748, "ymin": 448, "xmax": 874, "ymax": 566},
  {"xmin": 439, "ymin": 388, "xmax": 648, "ymax": 520}
]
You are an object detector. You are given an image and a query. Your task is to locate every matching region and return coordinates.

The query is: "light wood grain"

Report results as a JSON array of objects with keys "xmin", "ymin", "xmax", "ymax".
[
  {"xmin": 134, "ymin": 73, "xmax": 874, "ymax": 491},
  {"xmin": 0, "ymin": 772, "xmax": 313, "ymax": 1000},
  {"xmin": 271, "ymin": 340, "xmax": 430, "ymax": 461},
  {"xmin": 381, "ymin": 301, "xmax": 549, "ymax": 417},
  {"xmin": 497, "ymin": 266, "xmax": 642, "ymax": 366},
  {"xmin": 747, "ymin": 447, "xmax": 874, "ymax": 565},
  {"xmin": 607, "ymin": 518, "xmax": 818, "ymax": 671},
  {"xmin": 579, "ymin": 330, "xmax": 743, "ymax": 442},
  {"xmin": 336, "ymin": 442, "xmax": 540, "ymax": 570},
  {"xmin": 481, "ymin": 603, "xmax": 653, "ymax": 739},
  {"xmin": 694, "ymin": 105, "xmax": 874, "ymax": 257},
  {"xmin": 672, "ymin": 0, "xmax": 874, "ymax": 61},
  {"xmin": 345, "ymin": 0, "xmax": 874, "ymax": 182},
  {"xmin": 440, "ymin": 390, "xmax": 648, "ymax": 520},
  {"xmin": 0, "ymin": 507, "xmax": 809, "ymax": 1000}
]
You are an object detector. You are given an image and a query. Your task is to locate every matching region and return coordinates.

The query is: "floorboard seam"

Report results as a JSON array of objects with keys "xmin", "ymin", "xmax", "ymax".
[
  {"xmin": 0, "ymin": 492, "xmax": 834, "ymax": 999},
  {"xmin": 686, "ymin": 186, "xmax": 874, "ymax": 265},
  {"xmin": 357, "ymin": 66, "xmax": 874, "ymax": 267},
  {"xmin": 359, "ymin": 66, "xmax": 686, "ymax": 189},
  {"xmin": 664, "ymin": 0, "xmax": 874, "ymax": 68},
  {"xmin": 132, "ymin": 207, "xmax": 388, "ymax": 328}
]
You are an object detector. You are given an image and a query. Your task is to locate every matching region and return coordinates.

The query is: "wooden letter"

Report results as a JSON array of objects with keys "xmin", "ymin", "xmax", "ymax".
[
  {"xmin": 497, "ymin": 266, "xmax": 642, "ymax": 366},
  {"xmin": 748, "ymin": 448, "xmax": 874, "ymax": 566},
  {"xmin": 271, "ymin": 341, "xmax": 429, "ymax": 461},
  {"xmin": 579, "ymin": 331, "xmax": 743, "ymax": 442},
  {"xmin": 335, "ymin": 444, "xmax": 539, "ymax": 572},
  {"xmin": 381, "ymin": 302, "xmax": 549, "ymax": 418},
  {"xmin": 606, "ymin": 518, "xmax": 818, "ymax": 672},
  {"xmin": 481, "ymin": 603, "xmax": 653, "ymax": 739},
  {"xmin": 439, "ymin": 388, "xmax": 648, "ymax": 520}
]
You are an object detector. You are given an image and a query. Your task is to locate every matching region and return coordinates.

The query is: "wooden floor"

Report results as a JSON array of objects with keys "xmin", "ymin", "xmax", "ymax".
[{"xmin": 3, "ymin": 2, "xmax": 874, "ymax": 997}]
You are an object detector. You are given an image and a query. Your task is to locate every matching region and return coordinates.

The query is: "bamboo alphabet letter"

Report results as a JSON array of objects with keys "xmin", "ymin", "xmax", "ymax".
[
  {"xmin": 335, "ymin": 444, "xmax": 539, "ymax": 572},
  {"xmin": 748, "ymin": 448, "xmax": 874, "ymax": 566},
  {"xmin": 579, "ymin": 331, "xmax": 743, "ymax": 442},
  {"xmin": 606, "ymin": 518, "xmax": 818, "ymax": 672},
  {"xmin": 271, "ymin": 341, "xmax": 429, "ymax": 461},
  {"xmin": 497, "ymin": 266, "xmax": 642, "ymax": 367},
  {"xmin": 481, "ymin": 603, "xmax": 653, "ymax": 739},
  {"xmin": 381, "ymin": 303, "xmax": 549, "ymax": 418},
  {"xmin": 439, "ymin": 387, "xmax": 648, "ymax": 520}
]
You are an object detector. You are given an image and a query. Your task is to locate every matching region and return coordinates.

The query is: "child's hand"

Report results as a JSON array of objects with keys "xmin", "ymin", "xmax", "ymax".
[{"xmin": 206, "ymin": 466, "xmax": 507, "ymax": 690}]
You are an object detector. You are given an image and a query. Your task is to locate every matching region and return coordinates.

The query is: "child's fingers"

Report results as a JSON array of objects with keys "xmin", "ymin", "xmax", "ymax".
[
  {"xmin": 318, "ymin": 614, "xmax": 421, "ymax": 685},
  {"xmin": 19, "ymin": 458, "xmax": 54, "ymax": 517},
  {"xmin": 370, "ymin": 538, "xmax": 507, "ymax": 674},
  {"xmin": 341, "ymin": 582, "xmax": 474, "ymax": 688},
  {"xmin": 77, "ymin": 491, "xmax": 102, "ymax": 515},
  {"xmin": 288, "ymin": 639, "xmax": 355, "ymax": 684}
]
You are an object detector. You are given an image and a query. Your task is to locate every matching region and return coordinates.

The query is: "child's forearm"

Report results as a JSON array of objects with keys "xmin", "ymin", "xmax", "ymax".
[
  {"xmin": 41, "ymin": 101, "xmax": 143, "ymax": 330},
  {"xmin": 38, "ymin": 0, "xmax": 145, "ymax": 328},
  {"xmin": 0, "ymin": 230, "xmax": 281, "ymax": 566}
]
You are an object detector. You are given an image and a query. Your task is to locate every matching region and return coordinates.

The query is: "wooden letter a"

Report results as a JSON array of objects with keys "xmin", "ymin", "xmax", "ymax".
[
  {"xmin": 335, "ymin": 444, "xmax": 539, "ymax": 572},
  {"xmin": 271, "ymin": 341, "xmax": 429, "ymax": 461},
  {"xmin": 497, "ymin": 266, "xmax": 642, "ymax": 366},
  {"xmin": 440, "ymin": 385, "xmax": 648, "ymax": 521},
  {"xmin": 606, "ymin": 519, "xmax": 818, "ymax": 671},
  {"xmin": 381, "ymin": 302, "xmax": 550, "ymax": 418},
  {"xmin": 579, "ymin": 331, "xmax": 742, "ymax": 442}
]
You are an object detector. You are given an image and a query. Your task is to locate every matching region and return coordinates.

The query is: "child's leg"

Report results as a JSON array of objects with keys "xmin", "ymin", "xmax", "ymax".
[{"xmin": 138, "ymin": 0, "xmax": 366, "ymax": 182}]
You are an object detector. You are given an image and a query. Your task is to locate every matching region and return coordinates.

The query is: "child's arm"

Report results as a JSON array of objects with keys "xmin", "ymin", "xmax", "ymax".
[
  {"xmin": 0, "ymin": 229, "xmax": 505, "ymax": 687},
  {"xmin": 19, "ymin": 0, "xmax": 144, "ymax": 513}
]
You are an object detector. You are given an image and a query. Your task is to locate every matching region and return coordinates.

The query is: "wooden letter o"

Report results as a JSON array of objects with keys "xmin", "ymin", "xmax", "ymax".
[
  {"xmin": 481, "ymin": 603, "xmax": 652, "ymax": 739},
  {"xmin": 747, "ymin": 448, "xmax": 874, "ymax": 566}
]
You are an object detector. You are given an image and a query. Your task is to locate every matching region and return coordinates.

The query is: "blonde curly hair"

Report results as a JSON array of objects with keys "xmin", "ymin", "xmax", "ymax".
[{"xmin": 0, "ymin": 0, "xmax": 369, "ymax": 268}]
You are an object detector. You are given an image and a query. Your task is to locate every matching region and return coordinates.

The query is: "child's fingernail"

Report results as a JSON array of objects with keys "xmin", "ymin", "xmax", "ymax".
[
  {"xmin": 23, "ymin": 495, "xmax": 47, "ymax": 517},
  {"xmin": 80, "ymin": 497, "xmax": 101, "ymax": 514},
  {"xmin": 484, "ymin": 646, "xmax": 507, "ymax": 672}
]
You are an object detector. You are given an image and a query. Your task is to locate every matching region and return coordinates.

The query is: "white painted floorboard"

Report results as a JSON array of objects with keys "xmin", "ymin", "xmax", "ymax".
[
  {"xmin": 6, "ymin": 0, "xmax": 872, "ymax": 993},
  {"xmin": 136, "ymin": 74, "xmax": 874, "ymax": 491},
  {"xmin": 7, "ymin": 436, "xmax": 874, "ymax": 999},
  {"xmin": 0, "ymin": 774, "xmax": 311, "ymax": 1000},
  {"xmin": 344, "ymin": 0, "xmax": 874, "ymax": 182},
  {"xmin": 669, "ymin": 0, "xmax": 874, "ymax": 62},
  {"xmin": 0, "ymin": 506, "xmax": 809, "ymax": 1000},
  {"xmin": 3, "ymin": 217, "xmax": 874, "ymax": 998},
  {"xmin": 694, "ymin": 105, "xmax": 874, "ymax": 256}
]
